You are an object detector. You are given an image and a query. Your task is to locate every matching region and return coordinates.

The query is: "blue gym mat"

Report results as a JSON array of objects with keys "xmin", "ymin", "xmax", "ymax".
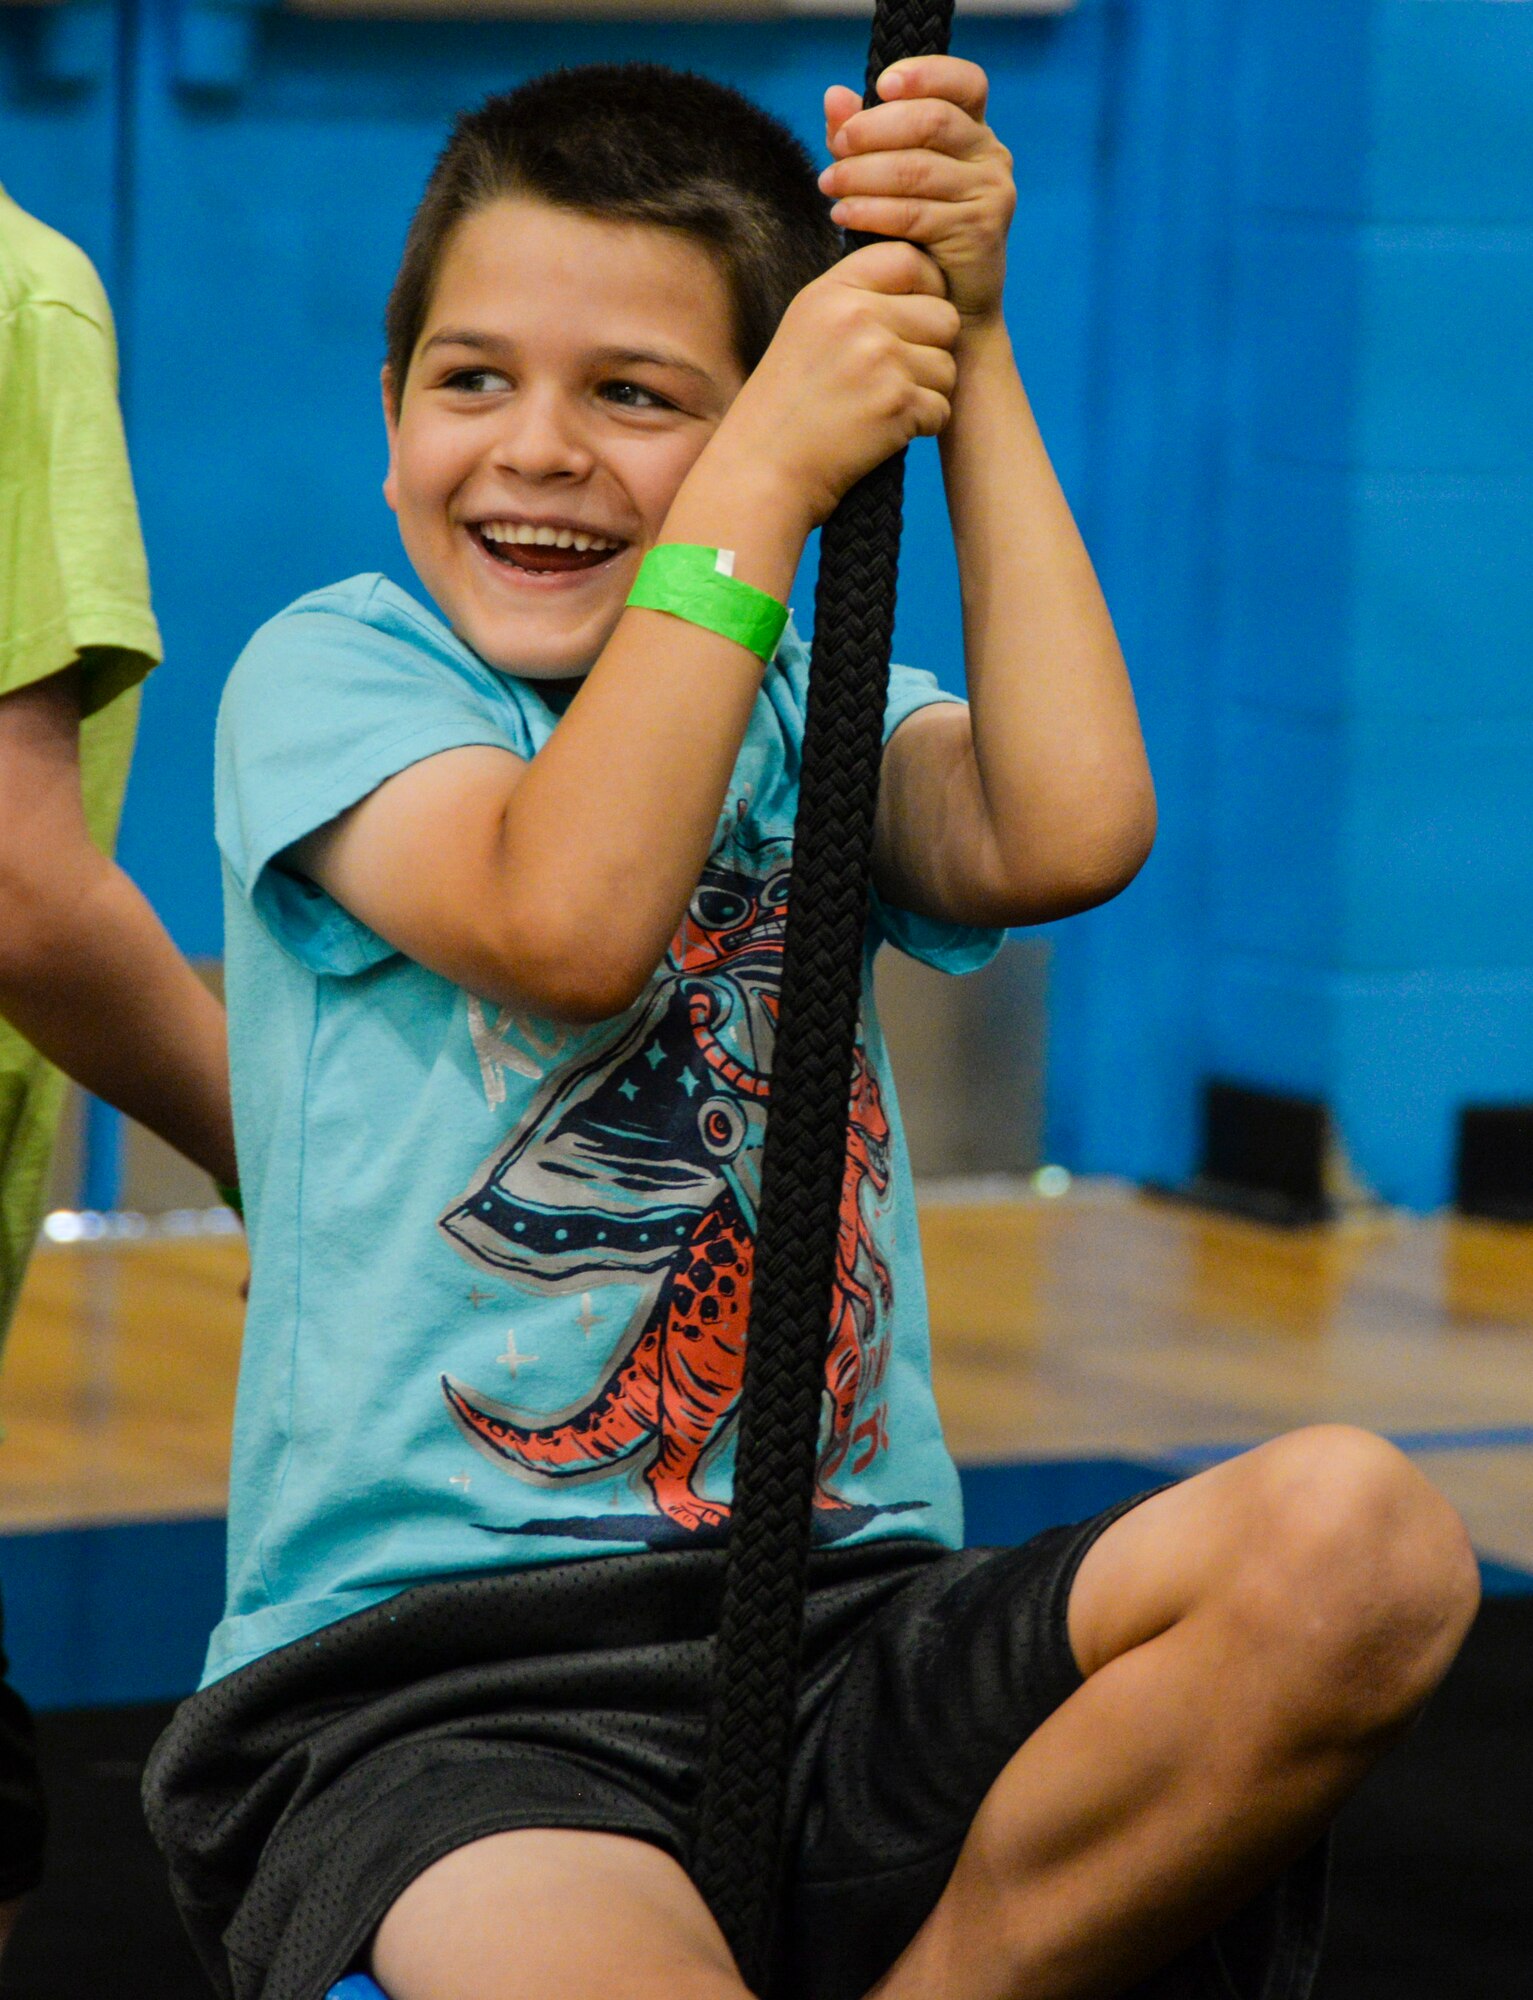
[{"xmin": 2, "ymin": 1452, "xmax": 1528, "ymax": 1711}]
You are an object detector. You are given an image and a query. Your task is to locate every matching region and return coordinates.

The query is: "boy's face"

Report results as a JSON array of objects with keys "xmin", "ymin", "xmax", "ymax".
[{"xmin": 384, "ymin": 197, "xmax": 746, "ymax": 679}]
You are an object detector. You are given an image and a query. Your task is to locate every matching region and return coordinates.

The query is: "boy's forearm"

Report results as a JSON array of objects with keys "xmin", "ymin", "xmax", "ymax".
[
  {"xmin": 0, "ymin": 856, "xmax": 237, "ymax": 1188},
  {"xmin": 494, "ymin": 450, "xmax": 812, "ymax": 1011},
  {"xmin": 939, "ymin": 318, "xmax": 1155, "ymax": 901}
]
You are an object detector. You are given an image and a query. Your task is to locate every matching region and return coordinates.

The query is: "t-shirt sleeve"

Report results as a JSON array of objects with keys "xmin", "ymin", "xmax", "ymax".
[
  {"xmin": 0, "ymin": 299, "xmax": 160, "ymax": 711},
  {"xmin": 215, "ymin": 594, "xmax": 528, "ymax": 976},
  {"xmin": 874, "ymin": 660, "xmax": 1006, "ymax": 976}
]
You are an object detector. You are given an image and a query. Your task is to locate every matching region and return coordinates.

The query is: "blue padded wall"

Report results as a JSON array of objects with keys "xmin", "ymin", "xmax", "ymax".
[
  {"xmin": 1041, "ymin": 0, "xmax": 1533, "ymax": 1209},
  {"xmin": 1041, "ymin": 0, "xmax": 1237, "ymax": 1184},
  {"xmin": 0, "ymin": 1, "xmax": 121, "ymax": 287},
  {"xmin": 1207, "ymin": 0, "xmax": 1533, "ymax": 1208},
  {"xmin": 116, "ymin": 0, "xmax": 1111, "ymax": 956}
]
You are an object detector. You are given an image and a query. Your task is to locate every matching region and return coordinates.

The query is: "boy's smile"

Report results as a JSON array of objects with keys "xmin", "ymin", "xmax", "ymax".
[{"xmin": 384, "ymin": 197, "xmax": 746, "ymax": 679}]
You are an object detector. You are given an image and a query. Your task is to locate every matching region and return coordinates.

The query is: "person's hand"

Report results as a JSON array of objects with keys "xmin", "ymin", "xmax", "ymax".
[
  {"xmin": 713, "ymin": 240, "xmax": 960, "ymax": 528},
  {"xmin": 818, "ymin": 57, "xmax": 1015, "ymax": 331}
]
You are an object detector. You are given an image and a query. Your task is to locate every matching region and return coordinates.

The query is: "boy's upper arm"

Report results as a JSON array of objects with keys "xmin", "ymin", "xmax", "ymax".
[
  {"xmin": 216, "ymin": 590, "xmax": 529, "ymax": 982},
  {"xmin": 289, "ymin": 742, "xmax": 529, "ymax": 999},
  {"xmin": 873, "ymin": 701, "xmax": 984, "ymax": 923},
  {"xmin": 871, "ymin": 674, "xmax": 1008, "ymax": 973}
]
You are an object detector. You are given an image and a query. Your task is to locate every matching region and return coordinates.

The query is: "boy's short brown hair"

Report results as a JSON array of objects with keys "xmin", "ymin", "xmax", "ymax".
[{"xmin": 384, "ymin": 63, "xmax": 843, "ymax": 406}]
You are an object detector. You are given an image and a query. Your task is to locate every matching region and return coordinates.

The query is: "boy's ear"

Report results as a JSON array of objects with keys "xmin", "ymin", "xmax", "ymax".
[{"xmin": 381, "ymin": 363, "xmax": 400, "ymax": 514}]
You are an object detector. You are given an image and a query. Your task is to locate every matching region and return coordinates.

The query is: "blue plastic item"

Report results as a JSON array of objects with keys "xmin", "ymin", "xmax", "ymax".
[{"xmin": 325, "ymin": 1980, "xmax": 387, "ymax": 2000}]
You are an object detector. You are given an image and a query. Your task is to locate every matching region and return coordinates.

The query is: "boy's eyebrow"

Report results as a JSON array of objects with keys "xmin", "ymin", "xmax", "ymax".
[
  {"xmin": 420, "ymin": 328, "xmax": 716, "ymax": 382},
  {"xmin": 594, "ymin": 345, "xmax": 717, "ymax": 384},
  {"xmin": 418, "ymin": 328, "xmax": 512, "ymax": 358}
]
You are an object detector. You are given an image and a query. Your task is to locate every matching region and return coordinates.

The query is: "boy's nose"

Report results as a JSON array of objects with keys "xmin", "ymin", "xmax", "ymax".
[{"xmin": 490, "ymin": 390, "xmax": 593, "ymax": 482}]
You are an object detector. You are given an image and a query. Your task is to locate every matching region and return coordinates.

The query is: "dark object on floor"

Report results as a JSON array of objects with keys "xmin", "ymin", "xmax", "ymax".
[
  {"xmin": 1455, "ymin": 1103, "xmax": 1533, "ymax": 1222},
  {"xmin": 1150, "ymin": 1080, "xmax": 1334, "ymax": 1228},
  {"xmin": 1, "ymin": 1603, "xmax": 1529, "ymax": 1999}
]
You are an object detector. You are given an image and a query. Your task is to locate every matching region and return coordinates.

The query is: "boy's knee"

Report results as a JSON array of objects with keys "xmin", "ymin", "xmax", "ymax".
[{"xmin": 1227, "ymin": 1425, "xmax": 1479, "ymax": 1743}]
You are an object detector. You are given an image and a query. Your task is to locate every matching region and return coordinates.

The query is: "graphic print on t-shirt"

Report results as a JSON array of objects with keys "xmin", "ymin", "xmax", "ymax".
[{"xmin": 437, "ymin": 831, "xmax": 914, "ymax": 1545}]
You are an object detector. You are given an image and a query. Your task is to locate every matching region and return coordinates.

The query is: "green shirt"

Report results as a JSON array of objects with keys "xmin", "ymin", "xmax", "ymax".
[{"xmin": 0, "ymin": 185, "xmax": 161, "ymax": 1343}]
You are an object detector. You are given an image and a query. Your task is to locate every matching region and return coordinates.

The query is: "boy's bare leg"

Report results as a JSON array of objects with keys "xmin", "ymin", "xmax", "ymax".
[
  {"xmin": 372, "ymin": 1828, "xmax": 749, "ymax": 2000},
  {"xmin": 873, "ymin": 1425, "xmax": 1480, "ymax": 2000}
]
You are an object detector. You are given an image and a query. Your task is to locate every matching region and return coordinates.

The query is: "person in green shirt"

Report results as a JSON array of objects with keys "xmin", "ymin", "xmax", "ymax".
[{"xmin": 0, "ymin": 184, "xmax": 237, "ymax": 1953}]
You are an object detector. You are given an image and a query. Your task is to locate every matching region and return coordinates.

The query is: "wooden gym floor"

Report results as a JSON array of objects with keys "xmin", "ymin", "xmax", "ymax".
[{"xmin": 4, "ymin": 1180, "xmax": 1533, "ymax": 1570}]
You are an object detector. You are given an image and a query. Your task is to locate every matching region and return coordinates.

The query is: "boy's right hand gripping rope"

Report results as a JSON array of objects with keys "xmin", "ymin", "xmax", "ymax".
[{"xmin": 689, "ymin": 0, "xmax": 957, "ymax": 1989}]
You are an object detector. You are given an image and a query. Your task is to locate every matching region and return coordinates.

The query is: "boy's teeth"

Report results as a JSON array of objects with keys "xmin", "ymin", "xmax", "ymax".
[{"xmin": 480, "ymin": 521, "xmax": 617, "ymax": 554}]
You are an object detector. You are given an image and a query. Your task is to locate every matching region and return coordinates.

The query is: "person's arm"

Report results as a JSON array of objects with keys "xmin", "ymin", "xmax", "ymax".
[
  {"xmin": 298, "ymin": 244, "xmax": 960, "ymax": 1023},
  {"xmin": 819, "ymin": 57, "xmax": 1157, "ymax": 929},
  {"xmin": 0, "ymin": 665, "xmax": 237, "ymax": 1187}
]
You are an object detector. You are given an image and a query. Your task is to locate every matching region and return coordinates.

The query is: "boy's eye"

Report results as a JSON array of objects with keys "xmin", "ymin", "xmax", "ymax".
[
  {"xmin": 444, "ymin": 368, "xmax": 510, "ymax": 395},
  {"xmin": 600, "ymin": 380, "xmax": 673, "ymax": 411}
]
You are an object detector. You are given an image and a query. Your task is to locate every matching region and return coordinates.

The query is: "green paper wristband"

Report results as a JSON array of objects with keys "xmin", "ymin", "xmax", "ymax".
[
  {"xmin": 215, "ymin": 1181, "xmax": 244, "ymax": 1220},
  {"xmin": 627, "ymin": 544, "xmax": 789, "ymax": 662}
]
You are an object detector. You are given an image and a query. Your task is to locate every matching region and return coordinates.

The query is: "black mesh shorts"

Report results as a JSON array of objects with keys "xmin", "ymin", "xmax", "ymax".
[
  {"xmin": 144, "ymin": 1510, "xmax": 1325, "ymax": 2000},
  {"xmin": 0, "ymin": 1588, "xmax": 47, "ymax": 1902}
]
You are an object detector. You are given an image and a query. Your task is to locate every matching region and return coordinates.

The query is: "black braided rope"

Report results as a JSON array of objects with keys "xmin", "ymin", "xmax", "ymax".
[{"xmin": 690, "ymin": 2, "xmax": 956, "ymax": 1987}]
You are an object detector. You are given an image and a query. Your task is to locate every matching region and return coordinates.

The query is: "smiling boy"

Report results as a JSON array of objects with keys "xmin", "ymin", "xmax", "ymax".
[{"xmin": 145, "ymin": 62, "xmax": 1476, "ymax": 2000}]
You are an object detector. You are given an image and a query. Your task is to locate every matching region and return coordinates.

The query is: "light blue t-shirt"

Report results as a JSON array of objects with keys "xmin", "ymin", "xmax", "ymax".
[{"xmin": 207, "ymin": 573, "xmax": 1002, "ymax": 1686}]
